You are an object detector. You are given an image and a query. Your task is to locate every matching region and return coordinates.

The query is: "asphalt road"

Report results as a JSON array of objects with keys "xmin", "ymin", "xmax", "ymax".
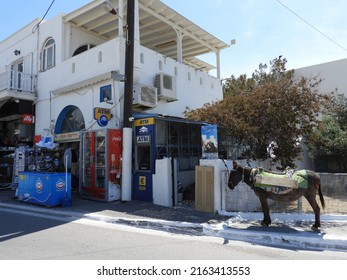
[{"xmin": 1, "ymin": 206, "xmax": 346, "ymax": 260}]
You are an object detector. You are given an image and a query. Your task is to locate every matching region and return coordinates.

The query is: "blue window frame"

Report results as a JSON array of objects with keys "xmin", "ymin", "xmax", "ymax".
[{"xmin": 100, "ymin": 85, "xmax": 112, "ymax": 102}]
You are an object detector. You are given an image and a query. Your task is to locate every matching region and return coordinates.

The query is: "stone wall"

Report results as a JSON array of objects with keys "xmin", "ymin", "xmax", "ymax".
[{"xmin": 224, "ymin": 171, "xmax": 347, "ymax": 214}]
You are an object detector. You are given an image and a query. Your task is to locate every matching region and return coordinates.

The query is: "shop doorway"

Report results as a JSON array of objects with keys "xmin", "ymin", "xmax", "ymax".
[{"xmin": 54, "ymin": 106, "xmax": 85, "ymax": 194}]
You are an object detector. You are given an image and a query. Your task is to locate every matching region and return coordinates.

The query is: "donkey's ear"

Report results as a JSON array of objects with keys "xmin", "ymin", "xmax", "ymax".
[{"xmin": 233, "ymin": 161, "xmax": 238, "ymax": 169}]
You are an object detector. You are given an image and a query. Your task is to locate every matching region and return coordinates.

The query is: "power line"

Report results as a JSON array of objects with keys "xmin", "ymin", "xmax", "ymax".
[
  {"xmin": 32, "ymin": 0, "xmax": 56, "ymax": 33},
  {"xmin": 276, "ymin": 0, "xmax": 347, "ymax": 52}
]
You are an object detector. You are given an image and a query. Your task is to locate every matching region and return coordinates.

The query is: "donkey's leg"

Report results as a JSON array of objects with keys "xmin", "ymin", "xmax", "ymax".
[
  {"xmin": 304, "ymin": 194, "xmax": 321, "ymax": 230},
  {"xmin": 258, "ymin": 194, "xmax": 271, "ymax": 226}
]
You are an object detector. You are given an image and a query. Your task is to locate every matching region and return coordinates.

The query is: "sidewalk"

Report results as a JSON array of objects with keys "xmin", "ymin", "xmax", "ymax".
[{"xmin": 1, "ymin": 188, "xmax": 347, "ymax": 252}]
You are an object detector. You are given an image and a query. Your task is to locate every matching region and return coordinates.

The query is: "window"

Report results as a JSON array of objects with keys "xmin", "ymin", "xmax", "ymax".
[
  {"xmin": 155, "ymin": 121, "xmax": 202, "ymax": 171},
  {"xmin": 56, "ymin": 106, "xmax": 85, "ymax": 134},
  {"xmin": 41, "ymin": 38, "xmax": 56, "ymax": 71},
  {"xmin": 72, "ymin": 44, "xmax": 96, "ymax": 56},
  {"xmin": 100, "ymin": 85, "xmax": 112, "ymax": 102}
]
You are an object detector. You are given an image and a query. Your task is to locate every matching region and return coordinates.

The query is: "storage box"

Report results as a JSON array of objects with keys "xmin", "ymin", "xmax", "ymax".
[{"xmin": 16, "ymin": 172, "xmax": 71, "ymax": 207}]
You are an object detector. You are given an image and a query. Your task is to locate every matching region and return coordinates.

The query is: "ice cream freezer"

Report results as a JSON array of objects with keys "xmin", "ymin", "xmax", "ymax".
[{"xmin": 15, "ymin": 172, "xmax": 71, "ymax": 207}]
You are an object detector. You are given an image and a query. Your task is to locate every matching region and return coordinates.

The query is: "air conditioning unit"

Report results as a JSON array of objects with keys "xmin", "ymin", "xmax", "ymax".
[
  {"xmin": 155, "ymin": 73, "xmax": 177, "ymax": 102},
  {"xmin": 132, "ymin": 84, "xmax": 157, "ymax": 108}
]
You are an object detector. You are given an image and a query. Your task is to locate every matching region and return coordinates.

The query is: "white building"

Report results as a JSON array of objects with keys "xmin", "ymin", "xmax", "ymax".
[
  {"xmin": 0, "ymin": 0, "xmax": 228, "ymax": 143},
  {"xmin": 294, "ymin": 58, "xmax": 347, "ymax": 171},
  {"xmin": 295, "ymin": 58, "xmax": 347, "ymax": 96},
  {"xmin": 0, "ymin": 0, "xmax": 229, "ymax": 203}
]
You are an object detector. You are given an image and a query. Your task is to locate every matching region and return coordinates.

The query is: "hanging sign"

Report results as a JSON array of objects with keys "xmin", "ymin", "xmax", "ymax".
[
  {"xmin": 54, "ymin": 132, "xmax": 80, "ymax": 142},
  {"xmin": 22, "ymin": 114, "xmax": 35, "ymax": 124},
  {"xmin": 94, "ymin": 107, "xmax": 112, "ymax": 127}
]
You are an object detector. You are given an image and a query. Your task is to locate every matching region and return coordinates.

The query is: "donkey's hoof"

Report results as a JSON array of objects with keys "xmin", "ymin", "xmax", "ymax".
[
  {"xmin": 260, "ymin": 220, "xmax": 270, "ymax": 227},
  {"xmin": 311, "ymin": 225, "xmax": 320, "ymax": 231}
]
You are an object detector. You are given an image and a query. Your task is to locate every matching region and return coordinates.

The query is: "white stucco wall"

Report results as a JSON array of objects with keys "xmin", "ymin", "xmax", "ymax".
[
  {"xmin": 136, "ymin": 45, "xmax": 222, "ymax": 117},
  {"xmin": 294, "ymin": 58, "xmax": 347, "ymax": 95},
  {"xmin": 0, "ymin": 19, "xmax": 41, "ymax": 75}
]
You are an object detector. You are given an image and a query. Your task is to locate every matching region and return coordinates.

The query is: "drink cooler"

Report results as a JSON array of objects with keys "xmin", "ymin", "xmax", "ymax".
[{"xmin": 16, "ymin": 172, "xmax": 71, "ymax": 207}]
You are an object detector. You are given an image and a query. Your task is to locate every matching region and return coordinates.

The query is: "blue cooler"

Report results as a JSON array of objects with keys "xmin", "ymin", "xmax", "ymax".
[{"xmin": 16, "ymin": 172, "xmax": 71, "ymax": 207}]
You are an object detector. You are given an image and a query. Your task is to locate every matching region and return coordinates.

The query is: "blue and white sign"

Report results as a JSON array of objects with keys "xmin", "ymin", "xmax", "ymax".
[
  {"xmin": 201, "ymin": 125, "xmax": 218, "ymax": 159},
  {"xmin": 97, "ymin": 114, "xmax": 109, "ymax": 127}
]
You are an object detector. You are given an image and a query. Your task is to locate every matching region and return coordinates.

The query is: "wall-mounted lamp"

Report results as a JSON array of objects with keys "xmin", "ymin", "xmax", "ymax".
[
  {"xmin": 111, "ymin": 70, "xmax": 126, "ymax": 82},
  {"xmin": 102, "ymin": 0, "xmax": 126, "ymax": 25},
  {"xmin": 14, "ymin": 49, "xmax": 21, "ymax": 56},
  {"xmin": 102, "ymin": 1, "xmax": 117, "ymax": 15}
]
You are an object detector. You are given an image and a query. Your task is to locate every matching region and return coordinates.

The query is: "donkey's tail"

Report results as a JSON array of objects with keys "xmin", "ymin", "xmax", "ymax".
[{"xmin": 318, "ymin": 184, "xmax": 325, "ymax": 209}]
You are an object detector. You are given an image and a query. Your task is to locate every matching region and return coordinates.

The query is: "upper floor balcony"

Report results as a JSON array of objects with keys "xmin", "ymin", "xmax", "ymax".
[
  {"xmin": 48, "ymin": 38, "xmax": 222, "ymax": 104},
  {"xmin": 0, "ymin": 69, "xmax": 37, "ymax": 102}
]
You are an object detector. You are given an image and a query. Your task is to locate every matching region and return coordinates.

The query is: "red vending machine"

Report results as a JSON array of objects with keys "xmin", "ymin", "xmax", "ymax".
[{"xmin": 80, "ymin": 129, "xmax": 122, "ymax": 201}]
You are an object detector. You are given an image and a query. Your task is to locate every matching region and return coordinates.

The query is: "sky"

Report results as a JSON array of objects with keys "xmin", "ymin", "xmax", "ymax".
[{"xmin": 1, "ymin": 0, "xmax": 347, "ymax": 79}]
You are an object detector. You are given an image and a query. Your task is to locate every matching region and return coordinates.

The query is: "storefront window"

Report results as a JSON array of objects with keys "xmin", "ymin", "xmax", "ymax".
[
  {"xmin": 55, "ymin": 106, "xmax": 85, "ymax": 134},
  {"xmin": 154, "ymin": 121, "xmax": 202, "ymax": 171}
]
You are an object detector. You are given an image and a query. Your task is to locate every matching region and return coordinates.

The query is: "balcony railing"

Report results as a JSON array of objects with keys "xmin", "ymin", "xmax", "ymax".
[{"xmin": 0, "ymin": 70, "xmax": 37, "ymax": 93}]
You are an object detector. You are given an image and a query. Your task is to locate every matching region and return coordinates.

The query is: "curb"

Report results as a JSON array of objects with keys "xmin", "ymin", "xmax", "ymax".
[
  {"xmin": 0, "ymin": 202, "xmax": 204, "ymax": 236},
  {"xmin": 203, "ymin": 223, "xmax": 347, "ymax": 251},
  {"xmin": 2, "ymin": 202, "xmax": 347, "ymax": 251}
]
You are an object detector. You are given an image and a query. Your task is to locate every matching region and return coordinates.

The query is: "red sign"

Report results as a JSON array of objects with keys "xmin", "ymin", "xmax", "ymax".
[
  {"xmin": 34, "ymin": 135, "xmax": 41, "ymax": 144},
  {"xmin": 22, "ymin": 114, "xmax": 35, "ymax": 124}
]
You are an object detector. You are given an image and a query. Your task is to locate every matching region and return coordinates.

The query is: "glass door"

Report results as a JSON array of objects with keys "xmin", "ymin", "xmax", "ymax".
[
  {"xmin": 11, "ymin": 61, "xmax": 23, "ymax": 91},
  {"xmin": 81, "ymin": 131, "xmax": 94, "ymax": 189},
  {"xmin": 96, "ymin": 130, "xmax": 106, "ymax": 191}
]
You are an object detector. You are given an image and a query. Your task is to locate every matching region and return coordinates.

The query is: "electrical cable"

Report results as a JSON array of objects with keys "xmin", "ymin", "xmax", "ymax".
[
  {"xmin": 276, "ymin": 0, "xmax": 347, "ymax": 52},
  {"xmin": 32, "ymin": 0, "xmax": 56, "ymax": 33}
]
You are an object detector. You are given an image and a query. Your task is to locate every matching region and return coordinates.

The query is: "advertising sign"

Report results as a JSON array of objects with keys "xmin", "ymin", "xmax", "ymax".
[
  {"xmin": 201, "ymin": 125, "xmax": 218, "ymax": 159},
  {"xmin": 22, "ymin": 114, "xmax": 35, "ymax": 124},
  {"xmin": 94, "ymin": 107, "xmax": 112, "ymax": 127}
]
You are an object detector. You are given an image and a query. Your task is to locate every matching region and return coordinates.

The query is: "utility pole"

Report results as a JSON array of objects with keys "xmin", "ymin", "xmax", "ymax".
[
  {"xmin": 121, "ymin": 0, "xmax": 135, "ymax": 201},
  {"xmin": 123, "ymin": 0, "xmax": 135, "ymax": 128}
]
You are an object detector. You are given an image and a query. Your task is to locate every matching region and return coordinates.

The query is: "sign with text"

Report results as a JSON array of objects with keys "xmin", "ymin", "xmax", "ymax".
[
  {"xmin": 135, "ymin": 117, "xmax": 155, "ymax": 127},
  {"xmin": 94, "ymin": 107, "xmax": 112, "ymax": 127},
  {"xmin": 55, "ymin": 132, "xmax": 80, "ymax": 142},
  {"xmin": 136, "ymin": 135, "xmax": 150, "ymax": 144}
]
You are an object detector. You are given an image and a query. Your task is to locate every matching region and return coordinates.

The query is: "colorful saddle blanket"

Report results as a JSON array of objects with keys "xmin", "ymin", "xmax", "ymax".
[{"xmin": 252, "ymin": 168, "xmax": 308, "ymax": 189}]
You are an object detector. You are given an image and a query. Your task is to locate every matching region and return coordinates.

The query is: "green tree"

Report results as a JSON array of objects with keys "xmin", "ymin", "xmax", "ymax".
[
  {"xmin": 185, "ymin": 57, "xmax": 335, "ymax": 168},
  {"xmin": 308, "ymin": 94, "xmax": 347, "ymax": 171}
]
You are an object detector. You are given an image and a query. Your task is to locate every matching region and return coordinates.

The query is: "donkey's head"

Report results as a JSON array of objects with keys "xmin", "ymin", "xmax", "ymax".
[{"xmin": 227, "ymin": 161, "xmax": 243, "ymax": 190}]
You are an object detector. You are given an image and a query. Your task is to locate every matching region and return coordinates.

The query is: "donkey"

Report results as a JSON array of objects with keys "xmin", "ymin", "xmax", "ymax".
[{"xmin": 228, "ymin": 161, "xmax": 325, "ymax": 230}]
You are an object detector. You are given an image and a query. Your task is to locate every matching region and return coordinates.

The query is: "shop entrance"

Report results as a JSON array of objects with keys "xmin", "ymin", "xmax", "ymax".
[{"xmin": 0, "ymin": 99, "xmax": 35, "ymax": 188}]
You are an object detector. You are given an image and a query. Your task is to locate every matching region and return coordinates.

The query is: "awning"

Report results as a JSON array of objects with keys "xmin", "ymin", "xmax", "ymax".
[{"xmin": 63, "ymin": 0, "xmax": 228, "ymax": 71}]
